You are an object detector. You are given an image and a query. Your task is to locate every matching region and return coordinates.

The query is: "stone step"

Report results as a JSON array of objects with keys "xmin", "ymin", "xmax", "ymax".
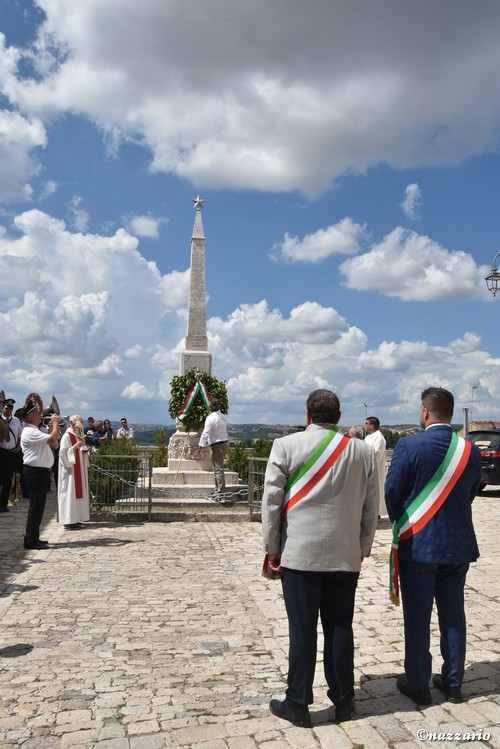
[
  {"xmin": 152, "ymin": 468, "xmax": 239, "ymax": 486},
  {"xmin": 152, "ymin": 485, "xmax": 247, "ymax": 501}
]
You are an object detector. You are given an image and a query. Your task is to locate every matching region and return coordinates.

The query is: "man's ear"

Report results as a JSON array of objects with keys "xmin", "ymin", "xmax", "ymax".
[
  {"xmin": 306, "ymin": 409, "xmax": 312, "ymax": 425},
  {"xmin": 335, "ymin": 410, "xmax": 341, "ymax": 425}
]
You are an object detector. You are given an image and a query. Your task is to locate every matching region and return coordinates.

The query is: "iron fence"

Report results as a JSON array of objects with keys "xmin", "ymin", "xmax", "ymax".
[
  {"xmin": 89, "ymin": 453, "xmax": 152, "ymax": 517},
  {"xmin": 247, "ymin": 456, "xmax": 268, "ymax": 520}
]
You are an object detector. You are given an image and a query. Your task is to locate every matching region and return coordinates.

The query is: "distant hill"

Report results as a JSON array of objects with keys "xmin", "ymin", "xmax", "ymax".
[
  {"xmin": 129, "ymin": 423, "xmax": 305, "ymax": 446},
  {"xmin": 130, "ymin": 422, "xmax": 461, "ymax": 446}
]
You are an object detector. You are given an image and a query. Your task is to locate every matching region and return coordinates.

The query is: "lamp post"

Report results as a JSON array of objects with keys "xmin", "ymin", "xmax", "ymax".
[
  {"xmin": 485, "ymin": 253, "xmax": 500, "ymax": 297},
  {"xmin": 470, "ymin": 383, "xmax": 477, "ymax": 425},
  {"xmin": 363, "ymin": 403, "xmax": 368, "ymax": 437}
]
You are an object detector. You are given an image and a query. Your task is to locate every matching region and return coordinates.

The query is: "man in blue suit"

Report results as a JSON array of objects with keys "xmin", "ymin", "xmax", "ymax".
[{"xmin": 385, "ymin": 387, "xmax": 481, "ymax": 706}]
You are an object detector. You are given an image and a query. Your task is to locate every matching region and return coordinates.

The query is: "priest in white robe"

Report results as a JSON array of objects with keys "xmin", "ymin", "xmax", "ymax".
[{"xmin": 58, "ymin": 415, "xmax": 90, "ymax": 529}]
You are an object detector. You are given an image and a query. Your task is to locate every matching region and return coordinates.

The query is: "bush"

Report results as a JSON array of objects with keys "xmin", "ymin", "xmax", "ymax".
[
  {"xmin": 152, "ymin": 427, "xmax": 169, "ymax": 467},
  {"xmin": 89, "ymin": 439, "xmax": 141, "ymax": 505}
]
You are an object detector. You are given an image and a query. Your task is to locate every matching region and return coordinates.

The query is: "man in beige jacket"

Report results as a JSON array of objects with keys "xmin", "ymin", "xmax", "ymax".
[{"xmin": 262, "ymin": 389, "xmax": 379, "ymax": 727}]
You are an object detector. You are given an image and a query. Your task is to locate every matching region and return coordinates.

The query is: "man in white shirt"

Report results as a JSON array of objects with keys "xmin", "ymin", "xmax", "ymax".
[
  {"xmin": 194, "ymin": 399, "xmax": 229, "ymax": 494},
  {"xmin": 116, "ymin": 418, "xmax": 134, "ymax": 440},
  {"xmin": 364, "ymin": 416, "xmax": 387, "ymax": 517},
  {"xmin": 0, "ymin": 397, "xmax": 23, "ymax": 512},
  {"xmin": 21, "ymin": 398, "xmax": 60, "ymax": 549}
]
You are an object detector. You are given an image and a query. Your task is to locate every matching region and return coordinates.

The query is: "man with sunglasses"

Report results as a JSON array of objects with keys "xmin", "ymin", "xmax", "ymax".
[{"xmin": 0, "ymin": 397, "xmax": 23, "ymax": 512}]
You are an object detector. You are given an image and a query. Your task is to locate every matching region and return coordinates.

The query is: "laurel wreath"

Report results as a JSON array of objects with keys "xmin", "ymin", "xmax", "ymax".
[{"xmin": 168, "ymin": 369, "xmax": 228, "ymax": 433}]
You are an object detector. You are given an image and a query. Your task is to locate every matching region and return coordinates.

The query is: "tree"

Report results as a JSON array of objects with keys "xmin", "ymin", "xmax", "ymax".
[
  {"xmin": 381, "ymin": 427, "xmax": 401, "ymax": 449},
  {"xmin": 252, "ymin": 438, "xmax": 272, "ymax": 458},
  {"xmin": 226, "ymin": 441, "xmax": 249, "ymax": 482}
]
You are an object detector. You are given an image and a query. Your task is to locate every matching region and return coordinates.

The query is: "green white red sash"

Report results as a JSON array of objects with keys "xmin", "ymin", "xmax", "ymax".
[
  {"xmin": 262, "ymin": 426, "xmax": 350, "ymax": 578},
  {"xmin": 68, "ymin": 432, "xmax": 84, "ymax": 499},
  {"xmin": 281, "ymin": 425, "xmax": 350, "ymax": 515},
  {"xmin": 178, "ymin": 379, "xmax": 210, "ymax": 421},
  {"xmin": 389, "ymin": 432, "xmax": 471, "ymax": 605}
]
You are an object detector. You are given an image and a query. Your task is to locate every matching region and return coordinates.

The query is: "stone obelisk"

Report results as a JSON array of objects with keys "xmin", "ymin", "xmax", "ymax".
[
  {"xmin": 155, "ymin": 197, "xmax": 239, "ymax": 496},
  {"xmin": 180, "ymin": 195, "xmax": 212, "ymax": 376}
]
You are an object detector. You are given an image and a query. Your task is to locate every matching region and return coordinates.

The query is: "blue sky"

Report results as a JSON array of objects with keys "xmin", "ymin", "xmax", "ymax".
[{"xmin": 0, "ymin": 0, "xmax": 499, "ymax": 427}]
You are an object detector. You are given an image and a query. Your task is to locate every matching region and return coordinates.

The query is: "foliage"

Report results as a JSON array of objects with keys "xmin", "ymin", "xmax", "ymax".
[
  {"xmin": 226, "ymin": 437, "xmax": 273, "ymax": 482},
  {"xmin": 381, "ymin": 428, "xmax": 401, "ymax": 449},
  {"xmin": 252, "ymin": 438, "xmax": 273, "ymax": 458},
  {"xmin": 226, "ymin": 441, "xmax": 249, "ymax": 482},
  {"xmin": 89, "ymin": 438, "xmax": 141, "ymax": 505},
  {"xmin": 168, "ymin": 369, "xmax": 228, "ymax": 433},
  {"xmin": 152, "ymin": 426, "xmax": 169, "ymax": 467}
]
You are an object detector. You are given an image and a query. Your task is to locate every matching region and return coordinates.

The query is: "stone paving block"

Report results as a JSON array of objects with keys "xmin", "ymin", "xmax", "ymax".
[
  {"xmin": 170, "ymin": 722, "xmax": 228, "ymax": 745},
  {"xmin": 129, "ymin": 735, "xmax": 169, "ymax": 748},
  {"xmin": 227, "ymin": 737, "xmax": 258, "ymax": 749}
]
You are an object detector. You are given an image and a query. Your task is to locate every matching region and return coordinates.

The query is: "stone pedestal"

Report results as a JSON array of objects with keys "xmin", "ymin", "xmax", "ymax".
[{"xmin": 152, "ymin": 428, "xmax": 240, "ymax": 500}]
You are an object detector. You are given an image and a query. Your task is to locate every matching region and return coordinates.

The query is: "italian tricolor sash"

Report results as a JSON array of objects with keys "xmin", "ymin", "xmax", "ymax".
[
  {"xmin": 282, "ymin": 426, "xmax": 350, "ymax": 516},
  {"xmin": 178, "ymin": 379, "xmax": 211, "ymax": 421},
  {"xmin": 389, "ymin": 432, "xmax": 471, "ymax": 605},
  {"xmin": 262, "ymin": 426, "xmax": 350, "ymax": 579},
  {"xmin": 68, "ymin": 432, "xmax": 84, "ymax": 500}
]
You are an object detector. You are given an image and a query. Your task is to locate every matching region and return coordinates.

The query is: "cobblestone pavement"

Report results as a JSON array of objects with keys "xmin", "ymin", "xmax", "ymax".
[{"xmin": 0, "ymin": 489, "xmax": 498, "ymax": 749}]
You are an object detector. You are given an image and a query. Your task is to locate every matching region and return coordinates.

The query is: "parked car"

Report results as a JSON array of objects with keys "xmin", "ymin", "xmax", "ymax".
[{"xmin": 466, "ymin": 428, "xmax": 500, "ymax": 491}]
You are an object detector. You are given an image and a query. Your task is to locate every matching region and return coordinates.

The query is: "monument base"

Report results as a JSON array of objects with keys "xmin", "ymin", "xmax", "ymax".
[{"xmin": 152, "ymin": 428, "xmax": 240, "ymax": 499}]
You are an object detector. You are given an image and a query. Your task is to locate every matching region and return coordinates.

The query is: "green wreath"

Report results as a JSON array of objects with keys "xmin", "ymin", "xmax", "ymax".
[{"xmin": 168, "ymin": 369, "xmax": 228, "ymax": 433}]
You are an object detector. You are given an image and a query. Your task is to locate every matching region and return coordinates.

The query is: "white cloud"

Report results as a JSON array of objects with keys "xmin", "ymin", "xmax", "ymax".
[
  {"xmin": 339, "ymin": 227, "xmax": 491, "ymax": 301},
  {"xmin": 121, "ymin": 381, "xmax": 154, "ymax": 399},
  {"xmin": 39, "ymin": 179, "xmax": 58, "ymax": 200},
  {"xmin": 66, "ymin": 195, "xmax": 91, "ymax": 232},
  {"xmin": 401, "ymin": 183, "xmax": 422, "ymax": 220},
  {"xmin": 271, "ymin": 219, "xmax": 366, "ymax": 263},
  {"xmin": 126, "ymin": 213, "xmax": 167, "ymax": 239},
  {"xmin": 1, "ymin": 2, "xmax": 498, "ymax": 197},
  {"xmin": 0, "ymin": 108, "xmax": 46, "ymax": 199}
]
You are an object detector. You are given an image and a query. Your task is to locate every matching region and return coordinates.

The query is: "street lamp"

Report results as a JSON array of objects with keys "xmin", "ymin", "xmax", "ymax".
[
  {"xmin": 485, "ymin": 253, "xmax": 500, "ymax": 297},
  {"xmin": 470, "ymin": 383, "xmax": 477, "ymax": 424}
]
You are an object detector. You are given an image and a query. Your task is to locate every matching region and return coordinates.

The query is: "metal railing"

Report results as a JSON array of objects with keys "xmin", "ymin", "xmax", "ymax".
[
  {"xmin": 247, "ymin": 457, "xmax": 268, "ymax": 520},
  {"xmin": 89, "ymin": 454, "xmax": 152, "ymax": 517}
]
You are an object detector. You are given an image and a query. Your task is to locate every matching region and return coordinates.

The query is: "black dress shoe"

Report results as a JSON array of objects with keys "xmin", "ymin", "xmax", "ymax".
[
  {"xmin": 269, "ymin": 699, "xmax": 311, "ymax": 728},
  {"xmin": 24, "ymin": 541, "xmax": 50, "ymax": 550},
  {"xmin": 0, "ymin": 507, "xmax": 9, "ymax": 513},
  {"xmin": 396, "ymin": 675, "xmax": 432, "ymax": 705},
  {"xmin": 37, "ymin": 539, "xmax": 49, "ymax": 546},
  {"xmin": 64, "ymin": 523, "xmax": 82, "ymax": 530},
  {"xmin": 432, "ymin": 675, "xmax": 463, "ymax": 704},
  {"xmin": 335, "ymin": 700, "xmax": 354, "ymax": 723}
]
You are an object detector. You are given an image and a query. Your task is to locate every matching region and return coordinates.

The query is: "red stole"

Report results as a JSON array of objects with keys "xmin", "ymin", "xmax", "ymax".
[{"xmin": 68, "ymin": 432, "xmax": 84, "ymax": 499}]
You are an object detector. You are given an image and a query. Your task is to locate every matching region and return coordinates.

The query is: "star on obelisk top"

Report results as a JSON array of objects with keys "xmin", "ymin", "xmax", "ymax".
[{"xmin": 192, "ymin": 194, "xmax": 205, "ymax": 210}]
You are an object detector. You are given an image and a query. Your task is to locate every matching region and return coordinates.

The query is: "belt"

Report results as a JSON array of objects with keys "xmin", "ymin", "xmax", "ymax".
[
  {"xmin": 23, "ymin": 465, "xmax": 50, "ymax": 472},
  {"xmin": 210, "ymin": 440, "xmax": 228, "ymax": 447}
]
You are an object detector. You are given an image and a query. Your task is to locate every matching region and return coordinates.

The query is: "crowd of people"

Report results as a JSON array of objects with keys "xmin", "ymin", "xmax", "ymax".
[{"xmin": 0, "ymin": 395, "xmax": 135, "ymax": 546}]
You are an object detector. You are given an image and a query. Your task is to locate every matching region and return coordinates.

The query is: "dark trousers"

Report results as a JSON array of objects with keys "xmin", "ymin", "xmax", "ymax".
[
  {"xmin": 211, "ymin": 441, "xmax": 228, "ymax": 491},
  {"xmin": 0, "ymin": 449, "xmax": 20, "ymax": 508},
  {"xmin": 23, "ymin": 466, "xmax": 50, "ymax": 545},
  {"xmin": 281, "ymin": 567, "xmax": 359, "ymax": 708},
  {"xmin": 399, "ymin": 559, "xmax": 469, "ymax": 690}
]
